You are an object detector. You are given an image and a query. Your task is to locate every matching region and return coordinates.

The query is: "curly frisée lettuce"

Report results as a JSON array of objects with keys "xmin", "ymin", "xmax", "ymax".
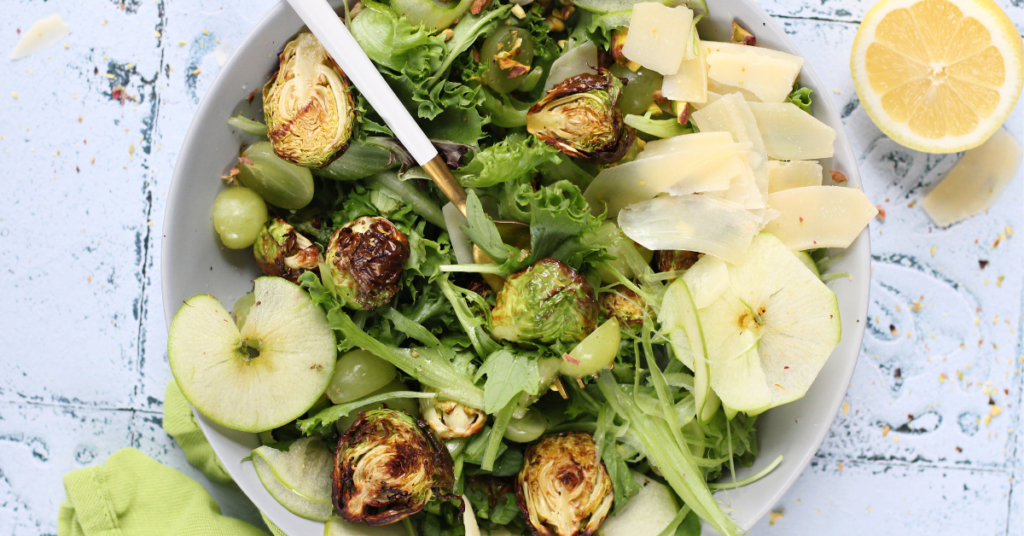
[{"xmin": 179, "ymin": 0, "xmax": 869, "ymax": 532}]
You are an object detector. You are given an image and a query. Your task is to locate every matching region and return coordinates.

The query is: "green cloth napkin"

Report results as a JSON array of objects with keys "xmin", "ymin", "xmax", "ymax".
[
  {"xmin": 58, "ymin": 381, "xmax": 289, "ymax": 536},
  {"xmin": 162, "ymin": 380, "xmax": 234, "ymax": 485},
  {"xmin": 58, "ymin": 448, "xmax": 269, "ymax": 536}
]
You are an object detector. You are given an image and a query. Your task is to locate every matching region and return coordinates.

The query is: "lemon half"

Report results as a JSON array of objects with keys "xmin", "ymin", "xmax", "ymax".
[{"xmin": 851, "ymin": 0, "xmax": 1023, "ymax": 153}]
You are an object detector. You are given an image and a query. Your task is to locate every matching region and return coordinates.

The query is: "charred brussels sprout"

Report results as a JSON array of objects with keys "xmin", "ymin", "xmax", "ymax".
[
  {"xmin": 526, "ymin": 70, "xmax": 636, "ymax": 165},
  {"xmin": 655, "ymin": 250, "xmax": 701, "ymax": 272},
  {"xmin": 332, "ymin": 409, "xmax": 456, "ymax": 526},
  {"xmin": 263, "ymin": 33, "xmax": 356, "ymax": 168},
  {"xmin": 253, "ymin": 218, "xmax": 320, "ymax": 282},
  {"xmin": 327, "ymin": 216, "xmax": 410, "ymax": 310},
  {"xmin": 515, "ymin": 433, "xmax": 613, "ymax": 536},
  {"xmin": 419, "ymin": 392, "xmax": 486, "ymax": 439},
  {"xmin": 491, "ymin": 258, "xmax": 598, "ymax": 345},
  {"xmin": 600, "ymin": 285, "xmax": 648, "ymax": 329}
]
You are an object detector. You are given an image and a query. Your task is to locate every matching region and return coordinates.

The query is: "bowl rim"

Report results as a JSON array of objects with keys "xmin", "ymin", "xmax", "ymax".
[{"xmin": 161, "ymin": 0, "xmax": 871, "ymax": 532}]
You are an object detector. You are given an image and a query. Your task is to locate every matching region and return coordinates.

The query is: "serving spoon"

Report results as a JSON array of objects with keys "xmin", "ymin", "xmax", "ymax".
[{"xmin": 284, "ymin": 0, "xmax": 530, "ymax": 262}]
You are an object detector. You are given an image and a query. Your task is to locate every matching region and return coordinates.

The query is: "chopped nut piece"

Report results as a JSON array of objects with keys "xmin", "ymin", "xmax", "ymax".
[
  {"xmin": 769, "ymin": 510, "xmax": 784, "ymax": 526},
  {"xmin": 876, "ymin": 205, "xmax": 886, "ymax": 221},
  {"xmin": 546, "ymin": 16, "xmax": 565, "ymax": 32},
  {"xmin": 440, "ymin": 28, "xmax": 454, "ymax": 42},
  {"xmin": 882, "ymin": 424, "xmax": 891, "ymax": 436},
  {"xmin": 611, "ymin": 29, "xmax": 628, "ymax": 64},
  {"xmin": 731, "ymin": 20, "xmax": 756, "ymax": 46},
  {"xmin": 830, "ymin": 170, "xmax": 849, "ymax": 183},
  {"xmin": 469, "ymin": 0, "xmax": 491, "ymax": 15},
  {"xmin": 511, "ymin": 3, "xmax": 526, "ymax": 18}
]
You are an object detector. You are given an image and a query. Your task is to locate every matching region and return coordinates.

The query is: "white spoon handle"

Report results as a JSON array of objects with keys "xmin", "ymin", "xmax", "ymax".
[{"xmin": 285, "ymin": 0, "xmax": 438, "ymax": 165}]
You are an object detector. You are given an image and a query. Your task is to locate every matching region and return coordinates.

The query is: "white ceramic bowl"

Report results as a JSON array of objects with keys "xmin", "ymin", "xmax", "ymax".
[{"xmin": 162, "ymin": 1, "xmax": 871, "ymax": 533}]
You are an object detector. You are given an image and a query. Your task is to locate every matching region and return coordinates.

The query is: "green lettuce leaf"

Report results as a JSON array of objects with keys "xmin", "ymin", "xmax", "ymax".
[
  {"xmin": 625, "ymin": 113, "xmax": 694, "ymax": 138},
  {"xmin": 787, "ymin": 85, "xmax": 813, "ymax": 114},
  {"xmin": 456, "ymin": 136, "xmax": 562, "ymax": 188},
  {"xmin": 475, "ymin": 349, "xmax": 541, "ymax": 413}
]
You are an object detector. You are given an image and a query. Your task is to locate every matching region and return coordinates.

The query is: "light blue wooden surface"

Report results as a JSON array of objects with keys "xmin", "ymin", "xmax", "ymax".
[{"xmin": 0, "ymin": 1, "xmax": 1021, "ymax": 534}]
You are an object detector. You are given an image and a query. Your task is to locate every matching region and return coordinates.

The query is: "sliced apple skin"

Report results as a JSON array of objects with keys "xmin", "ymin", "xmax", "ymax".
[
  {"xmin": 169, "ymin": 276, "xmax": 337, "ymax": 432},
  {"xmin": 252, "ymin": 437, "xmax": 335, "ymax": 521},
  {"xmin": 699, "ymin": 233, "xmax": 841, "ymax": 414}
]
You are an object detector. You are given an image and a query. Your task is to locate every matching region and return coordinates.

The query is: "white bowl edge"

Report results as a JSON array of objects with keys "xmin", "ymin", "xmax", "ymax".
[{"xmin": 161, "ymin": 0, "xmax": 872, "ymax": 533}]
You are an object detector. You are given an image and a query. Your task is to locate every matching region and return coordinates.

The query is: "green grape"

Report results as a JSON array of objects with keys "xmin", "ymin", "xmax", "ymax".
[
  {"xmin": 236, "ymin": 141, "xmax": 314, "ymax": 209},
  {"xmin": 609, "ymin": 65, "xmax": 664, "ymax": 117},
  {"xmin": 481, "ymin": 26, "xmax": 535, "ymax": 94},
  {"xmin": 212, "ymin": 187, "xmax": 268, "ymax": 249},
  {"xmin": 232, "ymin": 292, "xmax": 256, "ymax": 329},
  {"xmin": 334, "ymin": 379, "xmax": 420, "ymax": 434},
  {"xmin": 326, "ymin": 349, "xmax": 398, "ymax": 405},
  {"xmin": 503, "ymin": 408, "xmax": 548, "ymax": 443}
]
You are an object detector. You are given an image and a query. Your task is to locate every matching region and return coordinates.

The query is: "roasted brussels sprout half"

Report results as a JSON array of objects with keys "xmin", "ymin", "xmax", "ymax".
[
  {"xmin": 327, "ymin": 216, "xmax": 410, "ymax": 310},
  {"xmin": 526, "ymin": 70, "xmax": 636, "ymax": 165},
  {"xmin": 253, "ymin": 218, "xmax": 320, "ymax": 282},
  {"xmin": 515, "ymin": 433, "xmax": 613, "ymax": 536},
  {"xmin": 599, "ymin": 285, "xmax": 648, "ymax": 329},
  {"xmin": 655, "ymin": 250, "xmax": 701, "ymax": 272},
  {"xmin": 264, "ymin": 32, "xmax": 356, "ymax": 168},
  {"xmin": 491, "ymin": 258, "xmax": 599, "ymax": 345},
  {"xmin": 419, "ymin": 392, "xmax": 487, "ymax": 439},
  {"xmin": 333, "ymin": 409, "xmax": 456, "ymax": 526}
]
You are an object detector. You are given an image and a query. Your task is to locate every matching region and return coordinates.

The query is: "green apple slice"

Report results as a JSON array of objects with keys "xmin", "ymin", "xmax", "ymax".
[
  {"xmin": 597, "ymin": 473, "xmax": 679, "ymax": 536},
  {"xmin": 794, "ymin": 251, "xmax": 819, "ymax": 277},
  {"xmin": 252, "ymin": 437, "xmax": 335, "ymax": 521},
  {"xmin": 699, "ymin": 233, "xmax": 841, "ymax": 414},
  {"xmin": 660, "ymin": 279, "xmax": 712, "ymax": 421},
  {"xmin": 169, "ymin": 276, "xmax": 336, "ymax": 432}
]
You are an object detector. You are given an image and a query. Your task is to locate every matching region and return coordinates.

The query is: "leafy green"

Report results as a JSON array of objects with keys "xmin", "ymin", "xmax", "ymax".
[
  {"xmin": 455, "ymin": 136, "xmax": 562, "ymax": 188},
  {"xmin": 625, "ymin": 113, "xmax": 694, "ymax": 138},
  {"xmin": 312, "ymin": 140, "xmax": 394, "ymax": 182},
  {"xmin": 475, "ymin": 349, "xmax": 541, "ymax": 413},
  {"xmin": 299, "ymin": 272, "xmax": 486, "ymax": 410},
  {"xmin": 226, "ymin": 115, "xmax": 268, "ymax": 137},
  {"xmin": 350, "ymin": 1, "xmax": 444, "ymax": 74},
  {"xmin": 788, "ymin": 85, "xmax": 813, "ymax": 114},
  {"xmin": 297, "ymin": 390, "xmax": 436, "ymax": 433},
  {"xmin": 596, "ymin": 372, "xmax": 743, "ymax": 536},
  {"xmin": 464, "ymin": 179, "xmax": 605, "ymax": 275},
  {"xmin": 479, "ymin": 87, "xmax": 531, "ymax": 128}
]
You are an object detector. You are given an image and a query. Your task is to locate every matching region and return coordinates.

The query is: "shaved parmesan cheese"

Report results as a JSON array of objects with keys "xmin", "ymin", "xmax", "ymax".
[
  {"xmin": 622, "ymin": 3, "xmax": 693, "ymax": 76},
  {"xmin": 765, "ymin": 186, "xmax": 878, "ymax": 250},
  {"xmin": 922, "ymin": 129, "xmax": 1022, "ymax": 227},
  {"xmin": 544, "ymin": 41, "xmax": 598, "ymax": 92},
  {"xmin": 707, "ymin": 77, "xmax": 761, "ymax": 102},
  {"xmin": 585, "ymin": 145, "xmax": 740, "ymax": 216},
  {"xmin": 667, "ymin": 152, "xmax": 750, "ymax": 197},
  {"xmin": 711, "ymin": 162, "xmax": 764, "ymax": 209},
  {"xmin": 682, "ymin": 255, "xmax": 730, "ymax": 308},
  {"xmin": 443, "ymin": 203, "xmax": 474, "ymax": 265},
  {"xmin": 11, "ymin": 14, "xmax": 69, "ymax": 60},
  {"xmin": 638, "ymin": 132, "xmax": 737, "ymax": 159},
  {"xmin": 749, "ymin": 102, "xmax": 836, "ymax": 160},
  {"xmin": 768, "ymin": 160, "xmax": 823, "ymax": 193},
  {"xmin": 662, "ymin": 40, "xmax": 708, "ymax": 103},
  {"xmin": 704, "ymin": 41, "xmax": 804, "ymax": 103},
  {"xmin": 692, "ymin": 93, "xmax": 769, "ymax": 204},
  {"xmin": 619, "ymin": 196, "xmax": 762, "ymax": 264}
]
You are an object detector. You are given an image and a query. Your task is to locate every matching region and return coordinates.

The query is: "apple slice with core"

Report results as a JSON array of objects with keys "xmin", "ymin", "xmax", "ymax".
[
  {"xmin": 698, "ymin": 233, "xmax": 841, "ymax": 414},
  {"xmin": 251, "ymin": 437, "xmax": 335, "ymax": 521},
  {"xmin": 169, "ymin": 276, "xmax": 337, "ymax": 432}
]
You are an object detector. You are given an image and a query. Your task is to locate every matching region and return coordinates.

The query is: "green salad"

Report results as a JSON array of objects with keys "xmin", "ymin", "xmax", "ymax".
[{"xmin": 170, "ymin": 0, "xmax": 880, "ymax": 534}]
